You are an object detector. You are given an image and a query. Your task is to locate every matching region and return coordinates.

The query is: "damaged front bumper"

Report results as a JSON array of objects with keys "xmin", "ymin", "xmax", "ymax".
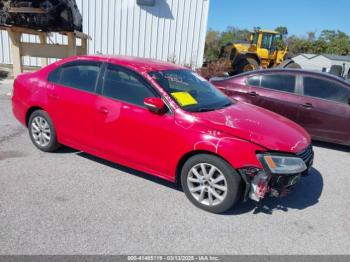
[{"xmin": 239, "ymin": 145, "xmax": 314, "ymax": 202}]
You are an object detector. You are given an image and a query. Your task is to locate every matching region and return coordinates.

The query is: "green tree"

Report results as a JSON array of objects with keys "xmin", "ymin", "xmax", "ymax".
[
  {"xmin": 307, "ymin": 32, "xmax": 316, "ymax": 42},
  {"xmin": 326, "ymin": 37, "xmax": 350, "ymax": 55},
  {"xmin": 228, "ymin": 26, "xmax": 250, "ymax": 42},
  {"xmin": 219, "ymin": 31, "xmax": 234, "ymax": 47},
  {"xmin": 204, "ymin": 29, "xmax": 220, "ymax": 62},
  {"xmin": 320, "ymin": 30, "xmax": 337, "ymax": 42},
  {"xmin": 275, "ymin": 26, "xmax": 288, "ymax": 36},
  {"xmin": 311, "ymin": 39, "xmax": 328, "ymax": 54},
  {"xmin": 287, "ymin": 36, "xmax": 313, "ymax": 56}
]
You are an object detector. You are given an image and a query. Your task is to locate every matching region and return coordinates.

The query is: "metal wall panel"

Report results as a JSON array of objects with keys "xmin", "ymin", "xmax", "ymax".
[{"xmin": 0, "ymin": 0, "xmax": 209, "ymax": 68}]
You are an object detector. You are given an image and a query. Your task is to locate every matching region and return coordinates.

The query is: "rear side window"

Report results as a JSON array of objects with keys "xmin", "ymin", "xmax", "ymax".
[
  {"xmin": 247, "ymin": 76, "xmax": 260, "ymax": 87},
  {"xmin": 48, "ymin": 67, "xmax": 61, "ymax": 83},
  {"xmin": 102, "ymin": 64, "xmax": 157, "ymax": 106},
  {"xmin": 303, "ymin": 76, "xmax": 350, "ymax": 104},
  {"xmin": 48, "ymin": 61, "xmax": 101, "ymax": 93},
  {"xmin": 260, "ymin": 74, "xmax": 296, "ymax": 93}
]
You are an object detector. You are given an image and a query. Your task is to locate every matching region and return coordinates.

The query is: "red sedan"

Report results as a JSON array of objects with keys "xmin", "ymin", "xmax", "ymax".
[
  {"xmin": 211, "ymin": 69, "xmax": 350, "ymax": 146},
  {"xmin": 12, "ymin": 56, "xmax": 313, "ymax": 213}
]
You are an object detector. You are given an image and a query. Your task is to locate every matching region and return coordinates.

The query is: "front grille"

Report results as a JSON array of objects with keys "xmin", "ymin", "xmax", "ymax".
[
  {"xmin": 297, "ymin": 145, "xmax": 314, "ymax": 162},
  {"xmin": 296, "ymin": 144, "xmax": 314, "ymax": 175}
]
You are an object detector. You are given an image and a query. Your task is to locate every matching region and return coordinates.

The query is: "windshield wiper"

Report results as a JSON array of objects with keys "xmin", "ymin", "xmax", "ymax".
[
  {"xmin": 217, "ymin": 102, "xmax": 233, "ymax": 109},
  {"xmin": 193, "ymin": 108, "xmax": 216, "ymax": 112},
  {"xmin": 191, "ymin": 102, "xmax": 233, "ymax": 113}
]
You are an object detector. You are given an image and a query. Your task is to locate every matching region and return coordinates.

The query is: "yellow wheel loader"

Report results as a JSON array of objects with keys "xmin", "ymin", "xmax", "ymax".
[{"xmin": 219, "ymin": 29, "xmax": 300, "ymax": 75}]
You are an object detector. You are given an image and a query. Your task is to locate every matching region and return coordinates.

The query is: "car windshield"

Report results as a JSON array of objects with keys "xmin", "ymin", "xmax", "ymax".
[{"xmin": 149, "ymin": 69, "xmax": 233, "ymax": 112}]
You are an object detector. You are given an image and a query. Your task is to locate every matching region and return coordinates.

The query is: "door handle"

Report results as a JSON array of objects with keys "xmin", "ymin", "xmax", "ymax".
[
  {"xmin": 301, "ymin": 103, "xmax": 313, "ymax": 109},
  {"xmin": 247, "ymin": 91, "xmax": 258, "ymax": 97},
  {"xmin": 48, "ymin": 93, "xmax": 59, "ymax": 100},
  {"xmin": 98, "ymin": 107, "xmax": 109, "ymax": 114}
]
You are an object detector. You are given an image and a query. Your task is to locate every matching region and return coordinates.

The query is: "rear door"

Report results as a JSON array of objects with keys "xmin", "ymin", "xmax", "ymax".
[
  {"xmin": 46, "ymin": 60, "xmax": 102, "ymax": 148},
  {"xmin": 247, "ymin": 73, "xmax": 301, "ymax": 123},
  {"xmin": 297, "ymin": 75, "xmax": 350, "ymax": 144}
]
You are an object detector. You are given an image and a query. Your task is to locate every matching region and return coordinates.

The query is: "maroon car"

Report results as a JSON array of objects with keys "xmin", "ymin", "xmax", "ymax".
[{"xmin": 211, "ymin": 69, "xmax": 350, "ymax": 146}]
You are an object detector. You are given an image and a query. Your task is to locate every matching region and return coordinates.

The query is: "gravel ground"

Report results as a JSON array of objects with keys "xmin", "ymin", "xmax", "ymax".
[{"xmin": 1, "ymin": 79, "xmax": 350, "ymax": 255}]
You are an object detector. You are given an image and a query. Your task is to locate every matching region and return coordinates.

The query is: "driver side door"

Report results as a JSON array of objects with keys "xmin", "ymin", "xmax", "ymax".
[{"xmin": 94, "ymin": 63, "xmax": 178, "ymax": 178}]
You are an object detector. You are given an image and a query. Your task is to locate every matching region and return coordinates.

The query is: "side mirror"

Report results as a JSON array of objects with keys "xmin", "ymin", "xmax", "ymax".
[
  {"xmin": 348, "ymin": 97, "xmax": 350, "ymax": 106},
  {"xmin": 144, "ymin": 97, "xmax": 167, "ymax": 114}
]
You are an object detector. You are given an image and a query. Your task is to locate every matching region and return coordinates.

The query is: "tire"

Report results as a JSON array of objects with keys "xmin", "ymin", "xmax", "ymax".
[
  {"xmin": 28, "ymin": 110, "xmax": 60, "ymax": 152},
  {"xmin": 181, "ymin": 154, "xmax": 242, "ymax": 213},
  {"xmin": 284, "ymin": 62, "xmax": 301, "ymax": 69},
  {"xmin": 235, "ymin": 57, "xmax": 259, "ymax": 74}
]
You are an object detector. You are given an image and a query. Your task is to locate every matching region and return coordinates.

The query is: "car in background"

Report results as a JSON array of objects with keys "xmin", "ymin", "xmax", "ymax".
[
  {"xmin": 12, "ymin": 56, "xmax": 313, "ymax": 214},
  {"xmin": 211, "ymin": 69, "xmax": 350, "ymax": 146}
]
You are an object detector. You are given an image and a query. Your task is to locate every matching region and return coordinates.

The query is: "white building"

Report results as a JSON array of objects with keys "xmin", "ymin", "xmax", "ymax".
[
  {"xmin": 0, "ymin": 0, "xmax": 210, "ymax": 68},
  {"xmin": 293, "ymin": 53, "xmax": 350, "ymax": 76}
]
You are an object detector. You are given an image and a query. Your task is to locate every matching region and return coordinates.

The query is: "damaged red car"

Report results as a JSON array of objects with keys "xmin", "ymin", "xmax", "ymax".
[{"xmin": 12, "ymin": 56, "xmax": 314, "ymax": 213}]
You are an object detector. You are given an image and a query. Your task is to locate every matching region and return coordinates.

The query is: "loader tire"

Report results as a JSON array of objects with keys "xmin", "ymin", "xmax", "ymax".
[
  {"xmin": 284, "ymin": 62, "xmax": 301, "ymax": 69},
  {"xmin": 236, "ymin": 57, "xmax": 259, "ymax": 74}
]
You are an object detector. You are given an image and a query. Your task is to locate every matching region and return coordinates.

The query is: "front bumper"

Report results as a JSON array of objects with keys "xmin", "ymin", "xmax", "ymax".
[
  {"xmin": 269, "ymin": 173, "xmax": 302, "ymax": 198},
  {"xmin": 296, "ymin": 145, "xmax": 314, "ymax": 176},
  {"xmin": 240, "ymin": 145, "xmax": 314, "ymax": 202}
]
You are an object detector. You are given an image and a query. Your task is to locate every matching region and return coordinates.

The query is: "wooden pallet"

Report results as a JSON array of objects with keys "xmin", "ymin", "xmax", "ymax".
[{"xmin": 0, "ymin": 25, "xmax": 91, "ymax": 77}]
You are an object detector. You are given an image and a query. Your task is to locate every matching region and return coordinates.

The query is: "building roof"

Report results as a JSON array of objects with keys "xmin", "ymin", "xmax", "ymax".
[
  {"xmin": 322, "ymin": 54, "xmax": 350, "ymax": 62},
  {"xmin": 296, "ymin": 54, "xmax": 318, "ymax": 59},
  {"xmin": 293, "ymin": 53, "xmax": 350, "ymax": 62}
]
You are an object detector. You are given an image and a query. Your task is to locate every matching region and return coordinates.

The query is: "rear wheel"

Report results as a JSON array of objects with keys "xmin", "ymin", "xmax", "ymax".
[
  {"xmin": 284, "ymin": 62, "xmax": 301, "ymax": 69},
  {"xmin": 28, "ymin": 110, "xmax": 60, "ymax": 152},
  {"xmin": 236, "ymin": 57, "xmax": 259, "ymax": 74},
  {"xmin": 181, "ymin": 154, "xmax": 241, "ymax": 213},
  {"xmin": 278, "ymin": 59, "xmax": 301, "ymax": 69}
]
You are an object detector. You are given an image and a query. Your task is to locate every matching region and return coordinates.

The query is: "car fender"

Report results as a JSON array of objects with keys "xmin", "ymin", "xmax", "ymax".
[
  {"xmin": 175, "ymin": 133, "xmax": 265, "ymax": 182},
  {"xmin": 216, "ymin": 136, "xmax": 265, "ymax": 169}
]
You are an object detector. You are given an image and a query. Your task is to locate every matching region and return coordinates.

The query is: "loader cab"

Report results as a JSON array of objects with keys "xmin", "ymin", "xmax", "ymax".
[
  {"xmin": 260, "ymin": 32, "xmax": 282, "ymax": 53},
  {"xmin": 250, "ymin": 32, "xmax": 259, "ymax": 45},
  {"xmin": 257, "ymin": 31, "xmax": 285, "ymax": 62},
  {"xmin": 249, "ymin": 31, "xmax": 279, "ymax": 52}
]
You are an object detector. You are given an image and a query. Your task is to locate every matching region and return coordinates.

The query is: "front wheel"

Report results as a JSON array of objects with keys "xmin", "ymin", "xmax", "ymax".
[{"xmin": 181, "ymin": 154, "xmax": 242, "ymax": 213}]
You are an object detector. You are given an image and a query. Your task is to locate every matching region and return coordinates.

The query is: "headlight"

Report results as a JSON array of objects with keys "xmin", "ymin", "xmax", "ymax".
[{"xmin": 257, "ymin": 154, "xmax": 307, "ymax": 175}]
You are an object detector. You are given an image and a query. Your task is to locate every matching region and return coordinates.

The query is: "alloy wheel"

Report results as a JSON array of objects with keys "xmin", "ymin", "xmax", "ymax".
[
  {"xmin": 187, "ymin": 163, "xmax": 228, "ymax": 206},
  {"xmin": 31, "ymin": 116, "xmax": 51, "ymax": 147}
]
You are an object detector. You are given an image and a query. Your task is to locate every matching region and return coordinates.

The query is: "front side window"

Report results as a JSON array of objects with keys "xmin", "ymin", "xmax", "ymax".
[
  {"xmin": 48, "ymin": 61, "xmax": 101, "ymax": 93},
  {"xmin": 149, "ymin": 70, "xmax": 233, "ymax": 112},
  {"xmin": 303, "ymin": 76, "xmax": 350, "ymax": 104},
  {"xmin": 260, "ymin": 74, "xmax": 296, "ymax": 93},
  {"xmin": 102, "ymin": 64, "xmax": 157, "ymax": 106},
  {"xmin": 261, "ymin": 33, "xmax": 273, "ymax": 50},
  {"xmin": 252, "ymin": 32, "xmax": 259, "ymax": 45}
]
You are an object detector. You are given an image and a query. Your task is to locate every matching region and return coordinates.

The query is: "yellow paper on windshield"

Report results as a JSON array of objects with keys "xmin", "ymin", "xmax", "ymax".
[{"xmin": 171, "ymin": 92, "xmax": 198, "ymax": 107}]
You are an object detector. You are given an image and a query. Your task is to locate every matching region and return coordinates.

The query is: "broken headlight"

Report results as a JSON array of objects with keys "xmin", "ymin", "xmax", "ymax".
[{"xmin": 257, "ymin": 154, "xmax": 307, "ymax": 175}]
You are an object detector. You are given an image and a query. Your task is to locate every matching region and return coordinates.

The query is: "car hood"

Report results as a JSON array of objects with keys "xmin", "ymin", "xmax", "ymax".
[{"xmin": 191, "ymin": 102, "xmax": 310, "ymax": 153}]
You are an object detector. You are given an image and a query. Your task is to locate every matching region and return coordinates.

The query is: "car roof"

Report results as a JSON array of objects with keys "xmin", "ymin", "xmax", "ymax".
[
  {"xmin": 222, "ymin": 68, "xmax": 350, "ymax": 85},
  {"xmin": 73, "ymin": 55, "xmax": 187, "ymax": 73}
]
